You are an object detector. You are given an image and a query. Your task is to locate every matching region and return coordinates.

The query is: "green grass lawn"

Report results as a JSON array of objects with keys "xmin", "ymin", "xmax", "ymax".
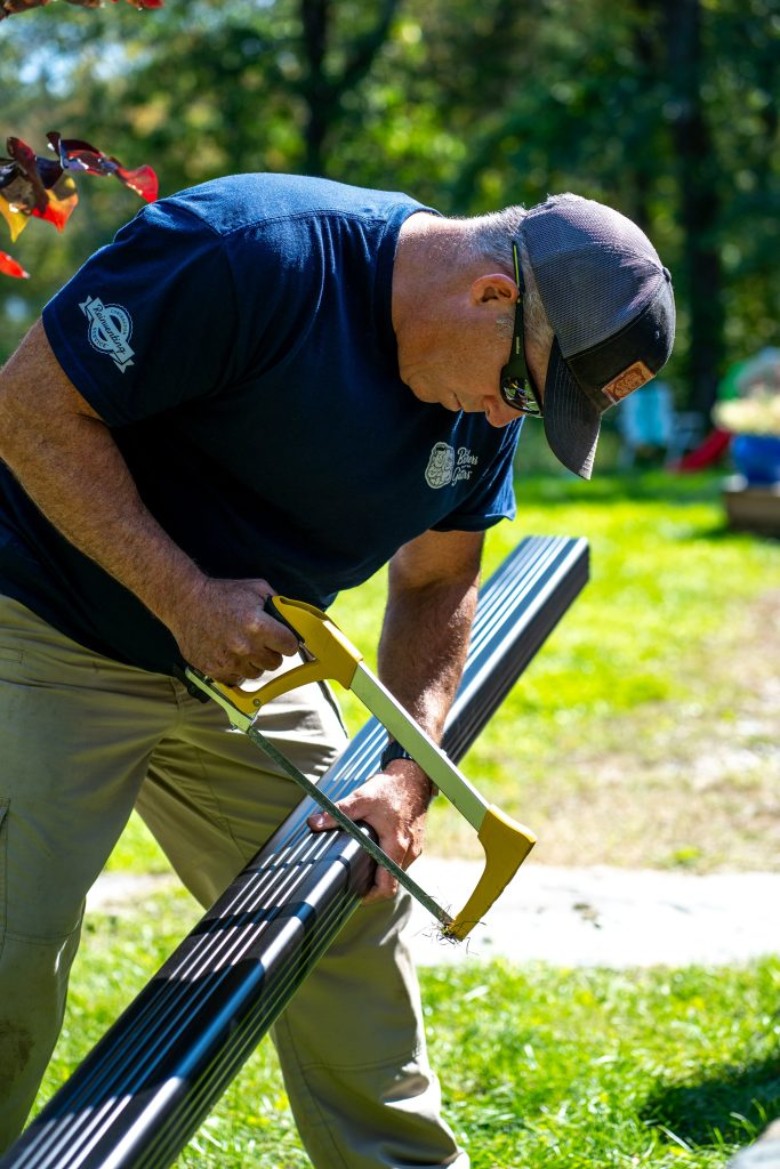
[
  {"xmin": 41, "ymin": 892, "xmax": 780, "ymax": 1168},
  {"xmin": 58, "ymin": 464, "xmax": 779, "ymax": 1167}
]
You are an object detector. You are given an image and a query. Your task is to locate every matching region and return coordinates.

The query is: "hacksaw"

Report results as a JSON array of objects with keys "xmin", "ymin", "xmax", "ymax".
[{"xmin": 184, "ymin": 596, "xmax": 536, "ymax": 940}]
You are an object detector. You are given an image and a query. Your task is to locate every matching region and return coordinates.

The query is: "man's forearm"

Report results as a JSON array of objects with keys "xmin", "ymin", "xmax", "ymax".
[
  {"xmin": 0, "ymin": 321, "xmax": 298, "ymax": 679},
  {"xmin": 378, "ymin": 581, "xmax": 477, "ymax": 742},
  {"xmin": 377, "ymin": 532, "xmax": 483, "ymax": 744},
  {"xmin": 0, "ymin": 322, "xmax": 206, "ymax": 630}
]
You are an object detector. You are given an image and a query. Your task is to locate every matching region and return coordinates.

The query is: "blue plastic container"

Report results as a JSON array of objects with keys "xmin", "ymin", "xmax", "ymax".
[{"xmin": 732, "ymin": 434, "xmax": 780, "ymax": 486}]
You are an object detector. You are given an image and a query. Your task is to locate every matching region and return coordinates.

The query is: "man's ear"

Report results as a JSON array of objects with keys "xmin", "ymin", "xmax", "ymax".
[{"xmin": 471, "ymin": 273, "xmax": 518, "ymax": 306}]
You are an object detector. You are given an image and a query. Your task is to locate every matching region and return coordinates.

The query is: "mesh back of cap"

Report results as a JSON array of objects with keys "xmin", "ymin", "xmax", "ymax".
[{"xmin": 525, "ymin": 195, "xmax": 663, "ymax": 358}]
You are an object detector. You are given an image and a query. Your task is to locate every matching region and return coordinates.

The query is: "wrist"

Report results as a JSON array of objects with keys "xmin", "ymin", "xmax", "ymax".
[
  {"xmin": 155, "ymin": 561, "xmax": 209, "ymax": 629},
  {"xmin": 380, "ymin": 741, "xmax": 438, "ymax": 805},
  {"xmin": 380, "ymin": 739, "xmax": 415, "ymax": 771}
]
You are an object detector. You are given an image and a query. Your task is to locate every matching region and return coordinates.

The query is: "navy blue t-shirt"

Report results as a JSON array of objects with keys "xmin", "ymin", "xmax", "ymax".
[{"xmin": 0, "ymin": 174, "xmax": 521, "ymax": 674}]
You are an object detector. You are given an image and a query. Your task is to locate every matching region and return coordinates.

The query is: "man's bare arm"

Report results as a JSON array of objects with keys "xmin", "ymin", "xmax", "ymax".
[
  {"xmin": 378, "ymin": 526, "xmax": 483, "ymax": 744},
  {"xmin": 0, "ymin": 321, "xmax": 298, "ymax": 679}
]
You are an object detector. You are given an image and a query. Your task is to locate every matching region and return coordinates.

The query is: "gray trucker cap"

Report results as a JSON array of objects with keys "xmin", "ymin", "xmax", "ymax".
[{"xmin": 519, "ymin": 193, "xmax": 676, "ymax": 478}]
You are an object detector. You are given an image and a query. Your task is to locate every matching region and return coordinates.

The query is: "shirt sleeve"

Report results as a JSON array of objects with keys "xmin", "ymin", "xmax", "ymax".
[
  {"xmin": 41, "ymin": 201, "xmax": 242, "ymax": 426},
  {"xmin": 432, "ymin": 418, "xmax": 521, "ymax": 532}
]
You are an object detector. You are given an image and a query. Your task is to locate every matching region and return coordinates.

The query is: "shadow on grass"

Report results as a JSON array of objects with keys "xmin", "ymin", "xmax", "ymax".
[{"xmin": 642, "ymin": 1052, "xmax": 780, "ymax": 1148}]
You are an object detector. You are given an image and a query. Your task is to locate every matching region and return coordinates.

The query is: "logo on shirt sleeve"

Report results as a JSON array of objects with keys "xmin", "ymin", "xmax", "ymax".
[
  {"xmin": 425, "ymin": 442, "xmax": 478, "ymax": 488},
  {"xmin": 79, "ymin": 295, "xmax": 135, "ymax": 373}
]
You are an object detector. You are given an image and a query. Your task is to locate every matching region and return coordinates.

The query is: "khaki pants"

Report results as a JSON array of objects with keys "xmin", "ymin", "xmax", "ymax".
[{"xmin": 0, "ymin": 597, "xmax": 466, "ymax": 1168}]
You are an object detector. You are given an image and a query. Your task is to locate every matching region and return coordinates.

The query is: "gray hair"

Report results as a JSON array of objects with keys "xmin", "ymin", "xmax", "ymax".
[{"xmin": 465, "ymin": 206, "xmax": 555, "ymax": 353}]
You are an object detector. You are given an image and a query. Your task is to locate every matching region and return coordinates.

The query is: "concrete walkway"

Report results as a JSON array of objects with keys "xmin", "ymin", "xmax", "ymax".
[{"xmin": 405, "ymin": 859, "xmax": 778, "ymax": 967}]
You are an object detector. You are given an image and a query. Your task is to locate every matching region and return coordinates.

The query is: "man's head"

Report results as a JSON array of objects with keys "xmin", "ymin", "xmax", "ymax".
[{"xmin": 505, "ymin": 193, "xmax": 676, "ymax": 478}]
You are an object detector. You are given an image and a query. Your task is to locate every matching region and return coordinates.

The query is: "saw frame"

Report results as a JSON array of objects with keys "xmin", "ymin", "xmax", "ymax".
[{"xmin": 185, "ymin": 595, "xmax": 536, "ymax": 940}]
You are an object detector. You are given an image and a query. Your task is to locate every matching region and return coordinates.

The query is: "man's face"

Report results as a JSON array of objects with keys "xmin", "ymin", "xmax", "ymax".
[{"xmin": 401, "ymin": 310, "xmax": 550, "ymax": 429}]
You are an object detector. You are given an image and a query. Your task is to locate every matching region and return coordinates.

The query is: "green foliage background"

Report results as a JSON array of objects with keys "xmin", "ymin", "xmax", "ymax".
[{"xmin": 1, "ymin": 0, "xmax": 778, "ymax": 413}]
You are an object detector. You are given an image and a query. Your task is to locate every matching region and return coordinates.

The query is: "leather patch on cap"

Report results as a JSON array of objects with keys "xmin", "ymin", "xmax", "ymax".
[{"xmin": 602, "ymin": 361, "xmax": 653, "ymax": 404}]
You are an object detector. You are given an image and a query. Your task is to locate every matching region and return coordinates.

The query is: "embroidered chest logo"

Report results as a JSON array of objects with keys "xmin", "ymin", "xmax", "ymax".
[
  {"xmin": 424, "ymin": 442, "xmax": 479, "ymax": 489},
  {"xmin": 79, "ymin": 295, "xmax": 135, "ymax": 373}
]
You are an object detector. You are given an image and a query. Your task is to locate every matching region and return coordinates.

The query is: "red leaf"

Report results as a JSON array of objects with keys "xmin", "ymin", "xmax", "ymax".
[
  {"xmin": 114, "ymin": 163, "xmax": 158, "ymax": 202},
  {"xmin": 34, "ymin": 179, "xmax": 79, "ymax": 232},
  {"xmin": 49, "ymin": 133, "xmax": 159, "ymax": 203},
  {"xmin": 48, "ymin": 133, "xmax": 110, "ymax": 176},
  {"xmin": 6, "ymin": 136, "xmax": 53, "ymax": 213},
  {"xmin": 1, "ymin": 132, "xmax": 157, "ymax": 243},
  {"xmin": 0, "ymin": 250, "xmax": 30, "ymax": 279}
]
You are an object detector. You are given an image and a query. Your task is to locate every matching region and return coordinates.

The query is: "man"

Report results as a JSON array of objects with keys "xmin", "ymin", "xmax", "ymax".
[{"xmin": 0, "ymin": 174, "xmax": 674, "ymax": 1167}]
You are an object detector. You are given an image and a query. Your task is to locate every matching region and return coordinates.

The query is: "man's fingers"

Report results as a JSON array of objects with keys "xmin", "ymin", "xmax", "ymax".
[
  {"xmin": 255, "ymin": 608, "xmax": 300, "ymax": 657},
  {"xmin": 363, "ymin": 867, "xmax": 399, "ymax": 904},
  {"xmin": 307, "ymin": 796, "xmax": 417, "ymax": 903},
  {"xmin": 175, "ymin": 578, "xmax": 302, "ymax": 680}
]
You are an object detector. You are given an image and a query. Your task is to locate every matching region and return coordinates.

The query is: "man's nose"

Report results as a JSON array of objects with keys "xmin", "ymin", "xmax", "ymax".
[{"xmin": 483, "ymin": 396, "xmax": 518, "ymax": 428}]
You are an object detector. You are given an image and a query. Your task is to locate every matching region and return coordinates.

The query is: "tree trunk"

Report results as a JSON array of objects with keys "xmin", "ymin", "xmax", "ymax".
[
  {"xmin": 663, "ymin": 0, "xmax": 724, "ymax": 418},
  {"xmin": 300, "ymin": 0, "xmax": 332, "ymax": 175}
]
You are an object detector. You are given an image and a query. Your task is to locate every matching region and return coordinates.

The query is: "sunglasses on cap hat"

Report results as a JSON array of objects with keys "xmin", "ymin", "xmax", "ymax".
[{"xmin": 499, "ymin": 242, "xmax": 544, "ymax": 419}]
